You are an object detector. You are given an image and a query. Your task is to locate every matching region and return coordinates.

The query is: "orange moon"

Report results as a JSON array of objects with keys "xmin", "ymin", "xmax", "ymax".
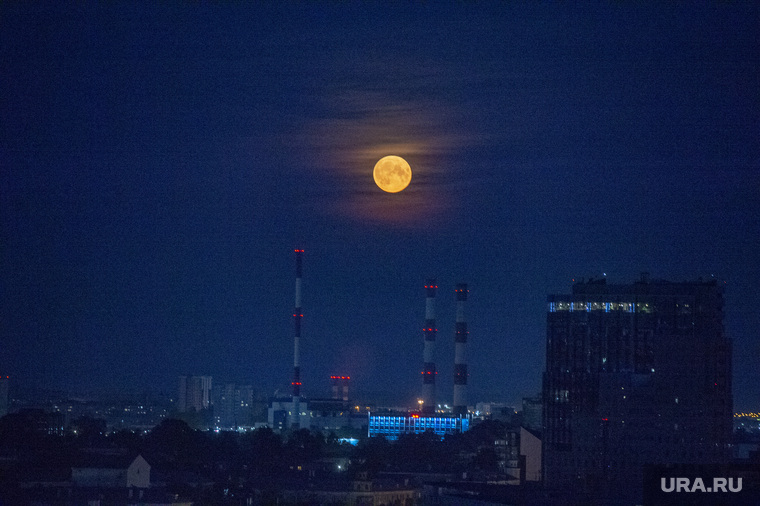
[{"xmin": 373, "ymin": 155, "xmax": 412, "ymax": 193}]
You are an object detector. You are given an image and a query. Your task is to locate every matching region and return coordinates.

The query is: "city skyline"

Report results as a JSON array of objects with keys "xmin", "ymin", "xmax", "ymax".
[{"xmin": 2, "ymin": 3, "xmax": 758, "ymax": 410}]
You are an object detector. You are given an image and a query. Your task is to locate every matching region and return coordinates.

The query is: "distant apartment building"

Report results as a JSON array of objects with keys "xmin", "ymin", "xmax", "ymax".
[
  {"xmin": 213, "ymin": 383, "xmax": 258, "ymax": 429},
  {"xmin": 521, "ymin": 395, "xmax": 542, "ymax": 432},
  {"xmin": 495, "ymin": 426, "xmax": 542, "ymax": 484},
  {"xmin": 0, "ymin": 376, "xmax": 9, "ymax": 417},
  {"xmin": 543, "ymin": 277, "xmax": 732, "ymax": 504},
  {"xmin": 177, "ymin": 375, "xmax": 212, "ymax": 413},
  {"xmin": 475, "ymin": 402, "xmax": 514, "ymax": 418}
]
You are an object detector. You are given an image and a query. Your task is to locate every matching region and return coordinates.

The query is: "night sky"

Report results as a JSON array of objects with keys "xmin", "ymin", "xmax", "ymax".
[{"xmin": 2, "ymin": 3, "xmax": 758, "ymax": 410}]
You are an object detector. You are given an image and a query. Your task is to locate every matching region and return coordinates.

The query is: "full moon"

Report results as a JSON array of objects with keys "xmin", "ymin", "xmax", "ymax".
[{"xmin": 373, "ymin": 155, "xmax": 412, "ymax": 193}]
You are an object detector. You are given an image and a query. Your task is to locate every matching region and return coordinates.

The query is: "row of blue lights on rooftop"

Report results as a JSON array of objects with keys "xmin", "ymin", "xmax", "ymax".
[{"xmin": 549, "ymin": 302, "xmax": 636, "ymax": 313}]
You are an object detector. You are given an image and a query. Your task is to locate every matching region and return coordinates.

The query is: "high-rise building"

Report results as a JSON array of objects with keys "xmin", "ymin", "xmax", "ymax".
[
  {"xmin": 0, "ymin": 376, "xmax": 9, "ymax": 417},
  {"xmin": 213, "ymin": 383, "xmax": 236, "ymax": 428},
  {"xmin": 543, "ymin": 277, "xmax": 732, "ymax": 504},
  {"xmin": 521, "ymin": 395, "xmax": 542, "ymax": 432},
  {"xmin": 177, "ymin": 375, "xmax": 212, "ymax": 413},
  {"xmin": 213, "ymin": 383, "xmax": 256, "ymax": 429}
]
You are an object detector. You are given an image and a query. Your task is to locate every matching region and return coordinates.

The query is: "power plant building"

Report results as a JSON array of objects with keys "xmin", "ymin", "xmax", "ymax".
[
  {"xmin": 268, "ymin": 398, "xmax": 311, "ymax": 432},
  {"xmin": 543, "ymin": 276, "xmax": 732, "ymax": 504},
  {"xmin": 368, "ymin": 281, "xmax": 471, "ymax": 440},
  {"xmin": 368, "ymin": 413, "xmax": 470, "ymax": 440}
]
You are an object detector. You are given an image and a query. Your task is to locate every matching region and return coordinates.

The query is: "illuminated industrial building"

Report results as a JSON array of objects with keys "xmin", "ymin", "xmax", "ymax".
[
  {"xmin": 543, "ymin": 276, "xmax": 732, "ymax": 504},
  {"xmin": 367, "ymin": 413, "xmax": 470, "ymax": 440},
  {"xmin": 366, "ymin": 281, "xmax": 472, "ymax": 441}
]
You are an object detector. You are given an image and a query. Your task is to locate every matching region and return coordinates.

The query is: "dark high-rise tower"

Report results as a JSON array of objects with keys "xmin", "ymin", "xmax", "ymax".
[
  {"xmin": 421, "ymin": 279, "xmax": 437, "ymax": 415},
  {"xmin": 543, "ymin": 277, "xmax": 732, "ymax": 505},
  {"xmin": 453, "ymin": 283, "xmax": 469, "ymax": 416}
]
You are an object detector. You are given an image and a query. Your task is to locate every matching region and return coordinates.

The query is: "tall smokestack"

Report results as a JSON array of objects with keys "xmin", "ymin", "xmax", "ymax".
[
  {"xmin": 453, "ymin": 283, "xmax": 468, "ymax": 416},
  {"xmin": 292, "ymin": 249, "xmax": 304, "ymax": 428},
  {"xmin": 422, "ymin": 279, "xmax": 437, "ymax": 415}
]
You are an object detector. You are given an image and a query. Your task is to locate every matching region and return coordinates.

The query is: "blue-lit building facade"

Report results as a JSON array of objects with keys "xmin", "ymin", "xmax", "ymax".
[{"xmin": 368, "ymin": 413, "xmax": 470, "ymax": 440}]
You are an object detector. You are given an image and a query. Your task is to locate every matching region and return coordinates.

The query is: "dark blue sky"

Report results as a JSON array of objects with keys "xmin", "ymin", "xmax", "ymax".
[{"xmin": 2, "ymin": 3, "xmax": 758, "ymax": 409}]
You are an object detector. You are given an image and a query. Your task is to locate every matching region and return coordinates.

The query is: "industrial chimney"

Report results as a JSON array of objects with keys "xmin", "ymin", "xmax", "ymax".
[
  {"xmin": 422, "ymin": 279, "xmax": 437, "ymax": 415},
  {"xmin": 292, "ymin": 249, "xmax": 304, "ymax": 428},
  {"xmin": 453, "ymin": 283, "xmax": 468, "ymax": 416}
]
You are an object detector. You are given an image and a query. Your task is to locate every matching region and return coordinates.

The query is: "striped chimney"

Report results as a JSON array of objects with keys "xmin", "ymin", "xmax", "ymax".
[
  {"xmin": 453, "ymin": 283, "xmax": 468, "ymax": 416},
  {"xmin": 292, "ymin": 249, "xmax": 304, "ymax": 428},
  {"xmin": 422, "ymin": 279, "xmax": 437, "ymax": 414}
]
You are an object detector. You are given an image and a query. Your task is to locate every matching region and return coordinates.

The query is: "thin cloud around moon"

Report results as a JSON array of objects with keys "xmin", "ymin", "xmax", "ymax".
[{"xmin": 295, "ymin": 90, "xmax": 477, "ymax": 226}]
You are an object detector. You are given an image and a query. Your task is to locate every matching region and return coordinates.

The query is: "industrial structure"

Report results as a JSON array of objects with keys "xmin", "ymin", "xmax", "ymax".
[
  {"xmin": 368, "ymin": 413, "xmax": 470, "ymax": 440},
  {"xmin": 543, "ymin": 276, "xmax": 732, "ymax": 504},
  {"xmin": 330, "ymin": 376, "xmax": 350, "ymax": 402},
  {"xmin": 268, "ymin": 254, "xmax": 473, "ymax": 438},
  {"xmin": 453, "ymin": 283, "xmax": 468, "ymax": 416},
  {"xmin": 368, "ymin": 281, "xmax": 472, "ymax": 440},
  {"xmin": 421, "ymin": 279, "xmax": 437, "ymax": 415},
  {"xmin": 291, "ymin": 248, "xmax": 304, "ymax": 429},
  {"xmin": 268, "ymin": 249, "xmax": 311, "ymax": 431}
]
